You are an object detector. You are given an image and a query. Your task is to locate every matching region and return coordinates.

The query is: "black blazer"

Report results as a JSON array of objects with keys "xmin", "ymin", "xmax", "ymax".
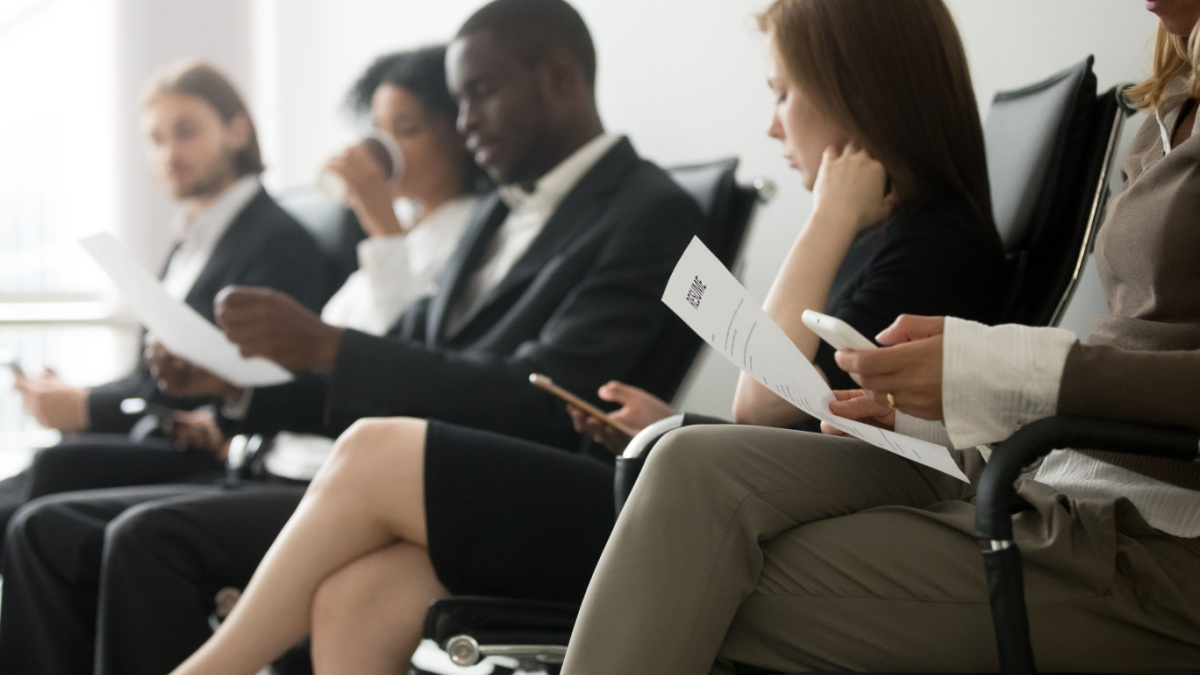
[
  {"xmin": 87, "ymin": 188, "xmax": 327, "ymax": 434},
  {"xmin": 232, "ymin": 138, "xmax": 703, "ymax": 449}
]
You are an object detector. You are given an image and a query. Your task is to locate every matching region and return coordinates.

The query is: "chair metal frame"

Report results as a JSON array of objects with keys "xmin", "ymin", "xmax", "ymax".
[
  {"xmin": 976, "ymin": 417, "xmax": 1200, "ymax": 675},
  {"xmin": 1046, "ymin": 87, "xmax": 1136, "ymax": 326}
]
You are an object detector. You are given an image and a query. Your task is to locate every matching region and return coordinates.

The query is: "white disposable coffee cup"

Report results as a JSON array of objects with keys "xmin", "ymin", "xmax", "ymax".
[{"xmin": 317, "ymin": 129, "xmax": 405, "ymax": 203}]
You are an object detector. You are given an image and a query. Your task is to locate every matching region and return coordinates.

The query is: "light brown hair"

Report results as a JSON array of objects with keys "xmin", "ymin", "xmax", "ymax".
[
  {"xmin": 141, "ymin": 60, "xmax": 265, "ymax": 176},
  {"xmin": 1127, "ymin": 21, "xmax": 1200, "ymax": 111},
  {"xmin": 758, "ymin": 0, "xmax": 996, "ymax": 242}
]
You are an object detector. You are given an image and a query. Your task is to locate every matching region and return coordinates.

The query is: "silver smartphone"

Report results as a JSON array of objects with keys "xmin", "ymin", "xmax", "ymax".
[{"xmin": 801, "ymin": 310, "xmax": 877, "ymax": 351}]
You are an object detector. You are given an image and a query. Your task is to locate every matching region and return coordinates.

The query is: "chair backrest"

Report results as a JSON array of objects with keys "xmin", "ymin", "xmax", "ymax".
[
  {"xmin": 275, "ymin": 186, "xmax": 367, "ymax": 304},
  {"xmin": 625, "ymin": 158, "xmax": 763, "ymax": 402},
  {"xmin": 984, "ymin": 56, "xmax": 1131, "ymax": 326}
]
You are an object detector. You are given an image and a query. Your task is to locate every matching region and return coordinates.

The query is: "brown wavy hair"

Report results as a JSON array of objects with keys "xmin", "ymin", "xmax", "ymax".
[
  {"xmin": 140, "ymin": 60, "xmax": 265, "ymax": 177},
  {"xmin": 758, "ymin": 0, "xmax": 996, "ymax": 243},
  {"xmin": 1127, "ymin": 21, "xmax": 1200, "ymax": 111}
]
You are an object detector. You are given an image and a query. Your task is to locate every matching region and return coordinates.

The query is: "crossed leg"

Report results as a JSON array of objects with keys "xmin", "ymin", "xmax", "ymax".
[{"xmin": 171, "ymin": 416, "xmax": 449, "ymax": 675}]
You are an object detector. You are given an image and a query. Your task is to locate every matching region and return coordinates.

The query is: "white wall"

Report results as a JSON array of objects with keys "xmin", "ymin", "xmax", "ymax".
[
  {"xmin": 113, "ymin": 0, "xmax": 256, "ymax": 268},
  {"xmin": 253, "ymin": 0, "xmax": 1160, "ymax": 416}
]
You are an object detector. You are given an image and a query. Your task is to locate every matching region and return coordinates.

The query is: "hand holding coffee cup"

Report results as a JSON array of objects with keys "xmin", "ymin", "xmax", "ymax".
[
  {"xmin": 317, "ymin": 129, "xmax": 405, "ymax": 204},
  {"xmin": 319, "ymin": 130, "xmax": 408, "ymax": 237}
]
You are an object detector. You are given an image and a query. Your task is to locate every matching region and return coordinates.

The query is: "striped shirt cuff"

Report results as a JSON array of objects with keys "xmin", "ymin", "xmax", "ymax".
[{"xmin": 942, "ymin": 318, "xmax": 1076, "ymax": 448}]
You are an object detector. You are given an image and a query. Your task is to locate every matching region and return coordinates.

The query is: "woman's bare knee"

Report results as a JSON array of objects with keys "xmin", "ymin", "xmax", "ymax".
[
  {"xmin": 308, "ymin": 417, "xmax": 430, "ymax": 543},
  {"xmin": 314, "ymin": 418, "xmax": 427, "ymax": 488}
]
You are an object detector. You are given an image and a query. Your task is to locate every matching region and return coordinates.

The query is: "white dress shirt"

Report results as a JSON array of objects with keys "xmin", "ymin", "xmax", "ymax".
[
  {"xmin": 160, "ymin": 176, "xmax": 261, "ymax": 300},
  {"xmin": 444, "ymin": 133, "xmax": 622, "ymax": 333},
  {"xmin": 320, "ymin": 195, "xmax": 479, "ymax": 334},
  {"xmin": 1154, "ymin": 76, "xmax": 1200, "ymax": 153},
  {"xmin": 263, "ymin": 195, "xmax": 479, "ymax": 480}
]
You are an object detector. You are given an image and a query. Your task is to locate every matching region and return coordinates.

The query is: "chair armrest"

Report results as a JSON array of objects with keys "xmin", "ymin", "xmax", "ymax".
[
  {"xmin": 225, "ymin": 434, "xmax": 273, "ymax": 481},
  {"xmin": 615, "ymin": 413, "xmax": 734, "ymax": 514},
  {"xmin": 975, "ymin": 415, "xmax": 1200, "ymax": 542},
  {"xmin": 973, "ymin": 416, "xmax": 1199, "ymax": 674},
  {"xmin": 622, "ymin": 412, "xmax": 733, "ymax": 459}
]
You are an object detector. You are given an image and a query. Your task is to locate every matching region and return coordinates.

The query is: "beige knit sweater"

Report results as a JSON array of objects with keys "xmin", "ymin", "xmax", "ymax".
[{"xmin": 1057, "ymin": 113, "xmax": 1200, "ymax": 490}]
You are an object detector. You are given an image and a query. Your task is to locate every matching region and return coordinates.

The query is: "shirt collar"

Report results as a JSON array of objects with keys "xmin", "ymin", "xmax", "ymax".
[
  {"xmin": 174, "ymin": 175, "xmax": 261, "ymax": 249},
  {"xmin": 498, "ymin": 133, "xmax": 622, "ymax": 213},
  {"xmin": 1154, "ymin": 76, "xmax": 1197, "ymax": 153}
]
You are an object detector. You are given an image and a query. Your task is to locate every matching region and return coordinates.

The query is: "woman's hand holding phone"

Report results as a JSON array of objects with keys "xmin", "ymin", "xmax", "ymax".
[
  {"xmin": 566, "ymin": 381, "xmax": 676, "ymax": 453},
  {"xmin": 833, "ymin": 315, "xmax": 947, "ymax": 422}
]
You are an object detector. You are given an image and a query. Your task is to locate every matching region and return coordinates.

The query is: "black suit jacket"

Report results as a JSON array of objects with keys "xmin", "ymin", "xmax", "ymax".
[
  {"xmin": 87, "ymin": 188, "xmax": 327, "ymax": 434},
  {"xmin": 232, "ymin": 138, "xmax": 703, "ymax": 449}
]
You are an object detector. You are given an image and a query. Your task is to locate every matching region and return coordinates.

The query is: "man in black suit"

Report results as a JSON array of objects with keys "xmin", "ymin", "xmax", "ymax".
[
  {"xmin": 0, "ymin": 62, "xmax": 325, "ymax": 535},
  {"xmin": 0, "ymin": 1, "xmax": 702, "ymax": 673}
]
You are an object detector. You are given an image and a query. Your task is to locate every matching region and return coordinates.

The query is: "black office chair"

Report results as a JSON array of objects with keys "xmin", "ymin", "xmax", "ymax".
[
  {"xmin": 423, "ymin": 60, "xmax": 1136, "ymax": 675},
  {"xmin": 275, "ymin": 185, "xmax": 366, "ymax": 304},
  {"xmin": 420, "ymin": 159, "xmax": 772, "ymax": 674},
  {"xmin": 985, "ymin": 56, "xmax": 1134, "ymax": 327},
  {"xmin": 626, "ymin": 158, "xmax": 771, "ymax": 401}
]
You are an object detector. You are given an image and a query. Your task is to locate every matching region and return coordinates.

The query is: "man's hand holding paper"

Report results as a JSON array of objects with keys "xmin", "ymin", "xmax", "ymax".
[
  {"xmin": 145, "ymin": 340, "xmax": 237, "ymax": 399},
  {"xmin": 80, "ymin": 233, "xmax": 293, "ymax": 389},
  {"xmin": 215, "ymin": 286, "xmax": 345, "ymax": 371}
]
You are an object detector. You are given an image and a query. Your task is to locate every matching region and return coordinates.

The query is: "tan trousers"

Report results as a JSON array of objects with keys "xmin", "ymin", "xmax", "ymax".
[{"xmin": 561, "ymin": 425, "xmax": 1200, "ymax": 674}]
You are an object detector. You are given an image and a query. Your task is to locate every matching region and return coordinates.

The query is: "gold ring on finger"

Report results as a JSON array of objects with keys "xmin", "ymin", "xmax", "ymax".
[{"xmin": 886, "ymin": 392, "xmax": 896, "ymax": 410}]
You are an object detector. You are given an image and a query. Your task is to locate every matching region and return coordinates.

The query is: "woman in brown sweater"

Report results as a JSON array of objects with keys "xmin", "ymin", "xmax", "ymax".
[{"xmin": 560, "ymin": 1, "xmax": 1200, "ymax": 673}]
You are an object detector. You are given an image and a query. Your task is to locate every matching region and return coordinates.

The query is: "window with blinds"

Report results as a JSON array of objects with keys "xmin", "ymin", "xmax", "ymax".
[{"xmin": 0, "ymin": 0, "xmax": 133, "ymax": 454}]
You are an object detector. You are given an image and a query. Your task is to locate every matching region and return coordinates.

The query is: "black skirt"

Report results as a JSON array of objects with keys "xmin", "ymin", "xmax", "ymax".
[{"xmin": 424, "ymin": 420, "xmax": 617, "ymax": 603}]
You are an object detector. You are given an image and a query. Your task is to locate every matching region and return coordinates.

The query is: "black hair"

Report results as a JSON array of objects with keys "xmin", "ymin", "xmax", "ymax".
[
  {"xmin": 456, "ymin": 0, "xmax": 597, "ymax": 89},
  {"xmin": 345, "ymin": 46, "xmax": 492, "ymax": 194},
  {"xmin": 345, "ymin": 46, "xmax": 456, "ymax": 121}
]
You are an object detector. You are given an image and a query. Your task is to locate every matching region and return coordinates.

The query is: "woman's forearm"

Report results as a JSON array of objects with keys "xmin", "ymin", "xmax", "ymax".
[{"xmin": 732, "ymin": 209, "xmax": 859, "ymax": 425}]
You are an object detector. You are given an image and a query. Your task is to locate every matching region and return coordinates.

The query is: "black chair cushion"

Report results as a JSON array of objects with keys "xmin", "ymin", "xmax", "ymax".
[
  {"xmin": 275, "ymin": 186, "xmax": 366, "ymax": 302},
  {"xmin": 985, "ymin": 57, "xmax": 1094, "ymax": 256}
]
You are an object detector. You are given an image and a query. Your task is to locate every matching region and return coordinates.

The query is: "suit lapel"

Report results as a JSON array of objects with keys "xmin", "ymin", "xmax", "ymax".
[
  {"xmin": 158, "ymin": 242, "xmax": 182, "ymax": 280},
  {"xmin": 425, "ymin": 192, "xmax": 509, "ymax": 344},
  {"xmin": 182, "ymin": 188, "xmax": 269, "ymax": 320},
  {"xmin": 444, "ymin": 138, "xmax": 640, "ymax": 338}
]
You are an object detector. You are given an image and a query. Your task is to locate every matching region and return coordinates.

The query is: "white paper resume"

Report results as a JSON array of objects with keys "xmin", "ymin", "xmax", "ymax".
[
  {"xmin": 80, "ymin": 233, "xmax": 293, "ymax": 388},
  {"xmin": 662, "ymin": 237, "xmax": 967, "ymax": 482}
]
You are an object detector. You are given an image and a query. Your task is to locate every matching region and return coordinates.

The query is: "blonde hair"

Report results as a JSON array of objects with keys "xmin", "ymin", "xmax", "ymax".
[
  {"xmin": 1128, "ymin": 21, "xmax": 1200, "ymax": 111},
  {"xmin": 758, "ymin": 0, "xmax": 996, "ymax": 242}
]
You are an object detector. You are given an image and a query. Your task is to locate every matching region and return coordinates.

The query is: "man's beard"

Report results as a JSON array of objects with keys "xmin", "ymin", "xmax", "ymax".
[{"xmin": 177, "ymin": 151, "xmax": 239, "ymax": 200}]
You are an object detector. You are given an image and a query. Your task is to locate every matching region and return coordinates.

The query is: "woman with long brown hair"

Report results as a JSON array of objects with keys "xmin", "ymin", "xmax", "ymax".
[
  {"xmin": 560, "ymin": 0, "xmax": 1200, "ymax": 672},
  {"xmin": 573, "ymin": 0, "xmax": 1005, "ymax": 448}
]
